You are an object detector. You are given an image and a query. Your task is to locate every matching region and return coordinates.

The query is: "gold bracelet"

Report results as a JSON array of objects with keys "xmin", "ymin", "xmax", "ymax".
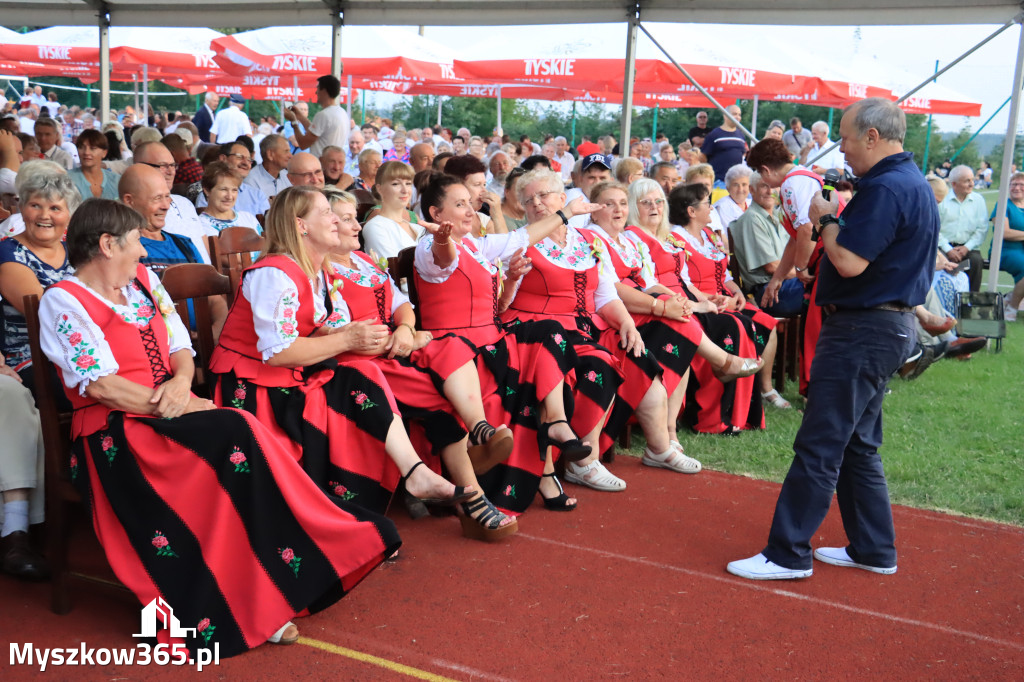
[
  {"xmin": 397, "ymin": 322, "xmax": 416, "ymax": 335},
  {"xmin": 433, "ymin": 238, "xmax": 451, "ymax": 247}
]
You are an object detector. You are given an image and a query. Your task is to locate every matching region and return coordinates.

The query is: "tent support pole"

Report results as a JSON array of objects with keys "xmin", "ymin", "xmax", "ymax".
[
  {"xmin": 619, "ymin": 7, "xmax": 639, "ymax": 152},
  {"xmin": 437, "ymin": 97, "xmax": 442, "ymax": 127},
  {"xmin": 809, "ymin": 14, "xmax": 1022, "ymax": 168},
  {"xmin": 570, "ymin": 101, "xmax": 577, "ymax": 148},
  {"xmin": 330, "ymin": 10, "xmax": 342, "ymax": 81},
  {"xmin": 987, "ymin": 19, "xmax": 1024, "ymax": 294},
  {"xmin": 361, "ymin": 90, "xmax": 366, "ymax": 125},
  {"xmin": 99, "ymin": 9, "xmax": 110, "ymax": 127},
  {"xmin": 496, "ymin": 85, "xmax": 502, "ymax": 134},
  {"xmin": 951, "ymin": 95, "xmax": 1011, "ymax": 162},
  {"xmin": 652, "ymin": 104, "xmax": 658, "ymax": 140},
  {"xmin": 636, "ymin": 21, "xmax": 754, "ymax": 142},
  {"xmin": 132, "ymin": 75, "xmax": 138, "ymax": 116},
  {"xmin": 921, "ymin": 60, "xmax": 939, "ymax": 171},
  {"xmin": 751, "ymin": 95, "xmax": 758, "ymax": 138},
  {"xmin": 142, "ymin": 63, "xmax": 149, "ymax": 122},
  {"xmin": 347, "ymin": 74, "xmax": 352, "ymax": 117}
]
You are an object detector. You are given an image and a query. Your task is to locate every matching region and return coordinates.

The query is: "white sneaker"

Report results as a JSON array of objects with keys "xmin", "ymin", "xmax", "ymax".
[
  {"xmin": 642, "ymin": 445, "xmax": 702, "ymax": 474},
  {"xmin": 813, "ymin": 546, "xmax": 897, "ymax": 575},
  {"xmin": 727, "ymin": 553, "xmax": 813, "ymax": 580},
  {"xmin": 564, "ymin": 460, "xmax": 626, "ymax": 491}
]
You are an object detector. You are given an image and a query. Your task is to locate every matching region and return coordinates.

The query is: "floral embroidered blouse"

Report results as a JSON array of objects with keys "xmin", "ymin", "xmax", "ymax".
[
  {"xmin": 198, "ymin": 210, "xmax": 262, "ymax": 237},
  {"xmin": 413, "ymin": 229, "xmax": 529, "ymax": 283},
  {"xmin": 241, "ymin": 260, "xmax": 345, "ymax": 361},
  {"xmin": 37, "ymin": 269, "xmax": 192, "ymax": 395},
  {"xmin": 586, "ymin": 223, "xmax": 658, "ymax": 290}
]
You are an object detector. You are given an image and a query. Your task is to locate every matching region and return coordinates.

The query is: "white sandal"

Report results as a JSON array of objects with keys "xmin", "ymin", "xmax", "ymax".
[
  {"xmin": 761, "ymin": 389, "xmax": 792, "ymax": 409},
  {"xmin": 268, "ymin": 621, "xmax": 299, "ymax": 645},
  {"xmin": 642, "ymin": 446, "xmax": 702, "ymax": 474},
  {"xmin": 564, "ymin": 460, "xmax": 626, "ymax": 491}
]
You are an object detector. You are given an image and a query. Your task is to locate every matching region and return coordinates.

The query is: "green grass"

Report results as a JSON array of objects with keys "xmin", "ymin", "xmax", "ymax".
[{"xmin": 624, "ymin": 323, "xmax": 1024, "ymax": 526}]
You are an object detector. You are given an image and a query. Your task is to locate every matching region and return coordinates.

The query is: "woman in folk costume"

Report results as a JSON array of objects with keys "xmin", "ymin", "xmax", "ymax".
[
  {"xmin": 498, "ymin": 169, "xmax": 671, "ymax": 493},
  {"xmin": 626, "ymin": 179, "xmax": 764, "ymax": 435},
  {"xmin": 209, "ymin": 186, "xmax": 474, "ymax": 518},
  {"xmin": 585, "ymin": 181, "xmax": 763, "ymax": 462},
  {"xmin": 321, "ymin": 187, "xmax": 517, "ymax": 540},
  {"xmin": 39, "ymin": 199, "xmax": 399, "ymax": 655},
  {"xmin": 667, "ymin": 182, "xmax": 779, "ymax": 434},
  {"xmin": 746, "ymin": 138, "xmax": 843, "ymax": 396},
  {"xmin": 414, "ymin": 174, "xmax": 601, "ymax": 513}
]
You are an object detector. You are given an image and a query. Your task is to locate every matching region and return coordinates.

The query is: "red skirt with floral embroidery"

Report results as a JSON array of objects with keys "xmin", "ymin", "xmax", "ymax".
[
  {"xmin": 72, "ymin": 408, "xmax": 399, "ymax": 659},
  {"xmin": 214, "ymin": 359, "xmax": 403, "ymax": 514}
]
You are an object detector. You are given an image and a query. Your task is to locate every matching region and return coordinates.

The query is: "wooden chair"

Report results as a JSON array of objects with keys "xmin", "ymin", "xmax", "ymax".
[
  {"xmin": 351, "ymin": 188, "xmax": 377, "ymax": 224},
  {"xmin": 388, "ymin": 246, "xmax": 423, "ymax": 328},
  {"xmin": 160, "ymin": 264, "xmax": 232, "ymax": 399},
  {"xmin": 207, "ymin": 226, "xmax": 264, "ymax": 301},
  {"xmin": 24, "ymin": 294, "xmax": 131, "ymax": 615}
]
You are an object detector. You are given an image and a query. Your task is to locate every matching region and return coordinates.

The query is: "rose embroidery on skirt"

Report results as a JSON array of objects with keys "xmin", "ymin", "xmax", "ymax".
[
  {"xmin": 585, "ymin": 370, "xmax": 603, "ymax": 386},
  {"xmin": 151, "ymin": 531, "xmax": 178, "ymax": 558},
  {"xmin": 350, "ymin": 391, "xmax": 377, "ymax": 410},
  {"xmin": 229, "ymin": 447, "xmax": 250, "ymax": 473},
  {"xmin": 100, "ymin": 433, "xmax": 118, "ymax": 465},
  {"xmin": 69, "ymin": 453, "xmax": 78, "ymax": 480},
  {"xmin": 663, "ymin": 343, "xmax": 679, "ymax": 357},
  {"xmin": 503, "ymin": 484, "xmax": 517, "ymax": 499},
  {"xmin": 197, "ymin": 618, "xmax": 216, "ymax": 644},
  {"xmin": 279, "ymin": 547, "xmax": 302, "ymax": 577},
  {"xmin": 329, "ymin": 481, "xmax": 357, "ymax": 501},
  {"xmin": 723, "ymin": 335, "xmax": 735, "ymax": 352},
  {"xmin": 484, "ymin": 344, "xmax": 498, "ymax": 356},
  {"xmin": 552, "ymin": 333, "xmax": 566, "ymax": 352},
  {"xmin": 231, "ymin": 381, "xmax": 247, "ymax": 408}
]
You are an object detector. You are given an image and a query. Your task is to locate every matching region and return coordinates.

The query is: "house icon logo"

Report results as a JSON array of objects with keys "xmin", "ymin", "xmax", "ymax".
[{"xmin": 133, "ymin": 597, "xmax": 197, "ymax": 638}]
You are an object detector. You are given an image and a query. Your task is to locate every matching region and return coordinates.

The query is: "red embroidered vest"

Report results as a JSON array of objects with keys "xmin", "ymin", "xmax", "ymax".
[
  {"xmin": 679, "ymin": 227, "xmax": 731, "ymax": 296},
  {"xmin": 329, "ymin": 251, "xmax": 394, "ymax": 327},
  {"xmin": 210, "ymin": 255, "xmax": 321, "ymax": 387},
  {"xmin": 590, "ymin": 227, "xmax": 645, "ymax": 290},
  {"xmin": 50, "ymin": 264, "xmax": 172, "ymax": 438},
  {"xmin": 415, "ymin": 240, "xmax": 502, "ymax": 345},
  {"xmin": 627, "ymin": 226, "xmax": 689, "ymax": 295},
  {"xmin": 502, "ymin": 234, "xmax": 601, "ymax": 336}
]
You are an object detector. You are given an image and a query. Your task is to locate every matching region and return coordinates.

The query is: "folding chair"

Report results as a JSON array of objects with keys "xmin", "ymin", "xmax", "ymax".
[
  {"xmin": 24, "ymin": 294, "xmax": 131, "ymax": 614},
  {"xmin": 955, "ymin": 291, "xmax": 1006, "ymax": 352}
]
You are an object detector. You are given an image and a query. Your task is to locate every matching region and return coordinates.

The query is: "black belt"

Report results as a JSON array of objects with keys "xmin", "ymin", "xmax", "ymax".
[{"xmin": 823, "ymin": 302, "xmax": 913, "ymax": 315}]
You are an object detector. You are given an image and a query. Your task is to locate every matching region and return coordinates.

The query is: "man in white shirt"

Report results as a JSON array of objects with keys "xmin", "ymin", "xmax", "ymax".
[
  {"xmin": 245, "ymin": 133, "xmax": 292, "ymax": 200},
  {"xmin": 938, "ymin": 165, "xmax": 988, "ymax": 291},
  {"xmin": 553, "ymin": 136, "xmax": 575, "ymax": 184},
  {"xmin": 34, "ymin": 118, "xmax": 73, "ymax": 170},
  {"xmin": 285, "ymin": 75, "xmax": 350, "ymax": 159},
  {"xmin": 133, "ymin": 141, "xmax": 211, "ymax": 263},
  {"xmin": 360, "ymin": 124, "xmax": 383, "ymax": 154},
  {"xmin": 197, "ymin": 141, "xmax": 270, "ymax": 216},
  {"xmin": 28, "ymin": 86, "xmax": 47, "ymax": 109},
  {"xmin": 800, "ymin": 121, "xmax": 846, "ymax": 176},
  {"xmin": 345, "ymin": 130, "xmax": 365, "ymax": 176},
  {"xmin": 486, "ymin": 151, "xmax": 512, "ymax": 198},
  {"xmin": 209, "ymin": 94, "xmax": 252, "ymax": 144}
]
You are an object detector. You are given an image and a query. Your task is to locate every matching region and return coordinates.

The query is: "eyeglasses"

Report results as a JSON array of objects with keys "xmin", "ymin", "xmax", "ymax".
[
  {"xmin": 226, "ymin": 153, "xmax": 254, "ymax": 165},
  {"xmin": 522, "ymin": 190, "xmax": 558, "ymax": 205},
  {"xmin": 638, "ymin": 198, "xmax": 665, "ymax": 209},
  {"xmin": 141, "ymin": 161, "xmax": 177, "ymax": 171}
]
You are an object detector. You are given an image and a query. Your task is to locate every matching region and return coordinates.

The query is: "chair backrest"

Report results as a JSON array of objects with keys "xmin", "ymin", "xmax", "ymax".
[
  {"xmin": 351, "ymin": 188, "xmax": 376, "ymax": 224},
  {"xmin": 160, "ymin": 264, "xmax": 232, "ymax": 398},
  {"xmin": 208, "ymin": 226, "xmax": 265, "ymax": 302},
  {"xmin": 23, "ymin": 294, "xmax": 75, "ymax": 493},
  {"xmin": 389, "ymin": 246, "xmax": 422, "ymax": 328}
]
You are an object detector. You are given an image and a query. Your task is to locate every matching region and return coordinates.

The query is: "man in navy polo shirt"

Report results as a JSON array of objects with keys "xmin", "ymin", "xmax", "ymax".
[
  {"xmin": 700, "ymin": 104, "xmax": 748, "ymax": 188},
  {"xmin": 728, "ymin": 98, "xmax": 938, "ymax": 581}
]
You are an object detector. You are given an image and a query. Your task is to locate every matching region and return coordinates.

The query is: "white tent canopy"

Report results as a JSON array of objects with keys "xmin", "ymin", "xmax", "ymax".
[{"xmin": 0, "ymin": 0, "xmax": 1019, "ymax": 28}]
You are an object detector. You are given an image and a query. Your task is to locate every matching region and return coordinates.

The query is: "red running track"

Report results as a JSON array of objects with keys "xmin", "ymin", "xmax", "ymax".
[{"xmin": 3, "ymin": 457, "xmax": 1023, "ymax": 680}]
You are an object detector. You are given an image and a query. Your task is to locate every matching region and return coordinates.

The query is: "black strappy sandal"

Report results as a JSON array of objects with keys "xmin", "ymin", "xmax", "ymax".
[
  {"xmin": 400, "ymin": 461, "xmax": 475, "ymax": 506},
  {"xmin": 467, "ymin": 420, "xmax": 514, "ymax": 474},
  {"xmin": 459, "ymin": 495, "xmax": 518, "ymax": 542},
  {"xmin": 539, "ymin": 419, "xmax": 591, "ymax": 462},
  {"xmin": 539, "ymin": 472, "xmax": 577, "ymax": 512}
]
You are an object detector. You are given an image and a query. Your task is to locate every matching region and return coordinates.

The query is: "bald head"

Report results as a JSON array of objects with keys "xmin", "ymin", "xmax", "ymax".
[
  {"xmin": 132, "ymin": 142, "xmax": 177, "ymax": 191},
  {"xmin": 287, "ymin": 151, "xmax": 325, "ymax": 188},
  {"xmin": 410, "ymin": 142, "xmax": 436, "ymax": 173},
  {"xmin": 120, "ymin": 164, "xmax": 172, "ymax": 232}
]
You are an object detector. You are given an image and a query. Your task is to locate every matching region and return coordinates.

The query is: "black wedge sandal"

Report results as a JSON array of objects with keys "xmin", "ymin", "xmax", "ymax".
[
  {"xmin": 459, "ymin": 495, "xmax": 518, "ymax": 542},
  {"xmin": 539, "ymin": 472, "xmax": 577, "ymax": 512},
  {"xmin": 539, "ymin": 419, "xmax": 591, "ymax": 462},
  {"xmin": 400, "ymin": 462, "xmax": 475, "ymax": 506},
  {"xmin": 467, "ymin": 420, "xmax": 514, "ymax": 475}
]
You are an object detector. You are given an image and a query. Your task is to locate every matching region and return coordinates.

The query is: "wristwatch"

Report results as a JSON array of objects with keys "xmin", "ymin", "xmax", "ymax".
[
  {"xmin": 811, "ymin": 214, "xmax": 839, "ymax": 242},
  {"xmin": 555, "ymin": 209, "xmax": 569, "ymax": 225}
]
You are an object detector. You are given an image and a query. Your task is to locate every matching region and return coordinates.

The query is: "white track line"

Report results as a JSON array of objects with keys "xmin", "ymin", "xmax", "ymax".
[{"xmin": 519, "ymin": 534, "xmax": 1024, "ymax": 653}]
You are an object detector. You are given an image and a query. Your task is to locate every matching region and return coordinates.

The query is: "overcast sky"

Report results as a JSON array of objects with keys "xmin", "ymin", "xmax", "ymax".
[{"xmin": 387, "ymin": 21, "xmax": 1020, "ymax": 138}]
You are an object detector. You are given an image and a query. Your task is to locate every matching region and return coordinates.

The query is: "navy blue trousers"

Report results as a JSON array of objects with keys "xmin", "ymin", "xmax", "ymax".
[
  {"xmin": 762, "ymin": 309, "xmax": 916, "ymax": 570},
  {"xmin": 754, "ymin": 278, "xmax": 807, "ymax": 319}
]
